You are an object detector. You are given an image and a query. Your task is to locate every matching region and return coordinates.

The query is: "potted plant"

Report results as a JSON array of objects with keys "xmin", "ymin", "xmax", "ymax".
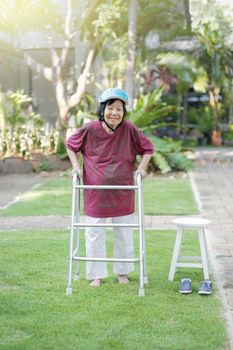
[{"xmin": 211, "ymin": 127, "xmax": 222, "ymax": 146}]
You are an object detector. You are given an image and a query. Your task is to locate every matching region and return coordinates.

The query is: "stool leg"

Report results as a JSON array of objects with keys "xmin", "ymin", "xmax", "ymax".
[
  {"xmin": 168, "ymin": 227, "xmax": 183, "ymax": 281},
  {"xmin": 198, "ymin": 227, "xmax": 209, "ymax": 280}
]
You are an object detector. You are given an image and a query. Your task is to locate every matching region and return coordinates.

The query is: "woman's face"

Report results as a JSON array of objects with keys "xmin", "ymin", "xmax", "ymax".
[{"xmin": 104, "ymin": 99, "xmax": 124, "ymax": 129}]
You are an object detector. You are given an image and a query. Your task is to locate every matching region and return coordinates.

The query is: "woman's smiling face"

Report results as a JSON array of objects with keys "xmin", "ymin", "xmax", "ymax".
[{"xmin": 104, "ymin": 99, "xmax": 124, "ymax": 129}]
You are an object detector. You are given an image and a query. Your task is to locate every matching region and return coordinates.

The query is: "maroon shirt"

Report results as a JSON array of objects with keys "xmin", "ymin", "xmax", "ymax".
[{"xmin": 66, "ymin": 120, "xmax": 154, "ymax": 217}]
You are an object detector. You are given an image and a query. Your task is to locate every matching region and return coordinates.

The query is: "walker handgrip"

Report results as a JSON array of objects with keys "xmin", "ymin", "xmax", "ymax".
[
  {"xmin": 72, "ymin": 171, "xmax": 80, "ymax": 187},
  {"xmin": 71, "ymin": 170, "xmax": 80, "ymax": 178},
  {"xmin": 135, "ymin": 171, "xmax": 142, "ymax": 186}
]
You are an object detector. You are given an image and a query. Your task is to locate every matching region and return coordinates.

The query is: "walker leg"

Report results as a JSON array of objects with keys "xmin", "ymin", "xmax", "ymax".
[
  {"xmin": 74, "ymin": 188, "xmax": 80, "ymax": 281},
  {"xmin": 66, "ymin": 287, "xmax": 73, "ymax": 295},
  {"xmin": 142, "ymin": 229, "xmax": 148, "ymax": 284},
  {"xmin": 67, "ymin": 225, "xmax": 74, "ymax": 294},
  {"xmin": 141, "ymin": 189, "xmax": 148, "ymax": 284},
  {"xmin": 74, "ymin": 273, "xmax": 80, "ymax": 281},
  {"xmin": 139, "ymin": 287, "xmax": 145, "ymax": 297},
  {"xmin": 142, "ymin": 241, "xmax": 148, "ymax": 284},
  {"xmin": 137, "ymin": 173, "xmax": 145, "ymax": 296},
  {"xmin": 139, "ymin": 258, "xmax": 144, "ymax": 296},
  {"xmin": 66, "ymin": 174, "xmax": 78, "ymax": 295},
  {"xmin": 66, "ymin": 223, "xmax": 73, "ymax": 296},
  {"xmin": 74, "ymin": 229, "xmax": 80, "ymax": 281}
]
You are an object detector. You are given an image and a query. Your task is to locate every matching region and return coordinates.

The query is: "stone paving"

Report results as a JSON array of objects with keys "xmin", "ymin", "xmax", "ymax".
[
  {"xmin": 1, "ymin": 147, "xmax": 233, "ymax": 348},
  {"xmin": 190, "ymin": 148, "xmax": 233, "ymax": 349},
  {"xmin": 0, "ymin": 214, "xmax": 199, "ymax": 231},
  {"xmin": 0, "ymin": 173, "xmax": 47, "ymax": 209}
]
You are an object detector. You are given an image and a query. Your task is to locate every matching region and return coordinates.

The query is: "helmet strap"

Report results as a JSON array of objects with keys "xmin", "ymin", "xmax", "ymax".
[{"xmin": 103, "ymin": 118, "xmax": 123, "ymax": 132}]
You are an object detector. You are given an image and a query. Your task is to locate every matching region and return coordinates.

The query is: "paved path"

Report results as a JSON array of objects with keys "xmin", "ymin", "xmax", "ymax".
[
  {"xmin": 190, "ymin": 149, "xmax": 233, "ymax": 349},
  {"xmin": 0, "ymin": 214, "xmax": 199, "ymax": 230},
  {"xmin": 0, "ymin": 173, "xmax": 51, "ymax": 209},
  {"xmin": 1, "ymin": 148, "xmax": 233, "ymax": 349}
]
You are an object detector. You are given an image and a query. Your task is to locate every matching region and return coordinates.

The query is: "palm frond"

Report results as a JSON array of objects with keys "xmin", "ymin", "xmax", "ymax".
[
  {"xmin": 167, "ymin": 153, "xmax": 193, "ymax": 172},
  {"xmin": 152, "ymin": 153, "xmax": 171, "ymax": 174}
]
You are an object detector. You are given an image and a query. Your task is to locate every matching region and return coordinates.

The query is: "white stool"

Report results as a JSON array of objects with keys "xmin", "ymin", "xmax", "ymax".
[{"xmin": 168, "ymin": 217, "xmax": 211, "ymax": 281}]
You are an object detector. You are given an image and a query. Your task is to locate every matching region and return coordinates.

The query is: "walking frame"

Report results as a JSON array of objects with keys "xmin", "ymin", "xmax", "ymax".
[{"xmin": 66, "ymin": 172, "xmax": 148, "ymax": 296}]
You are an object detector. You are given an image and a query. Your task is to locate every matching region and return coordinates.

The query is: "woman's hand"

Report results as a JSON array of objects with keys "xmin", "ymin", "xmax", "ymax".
[
  {"xmin": 136, "ymin": 153, "xmax": 152, "ymax": 179},
  {"xmin": 67, "ymin": 149, "xmax": 83, "ymax": 178},
  {"xmin": 135, "ymin": 168, "xmax": 147, "ymax": 178},
  {"xmin": 71, "ymin": 167, "xmax": 83, "ymax": 178}
]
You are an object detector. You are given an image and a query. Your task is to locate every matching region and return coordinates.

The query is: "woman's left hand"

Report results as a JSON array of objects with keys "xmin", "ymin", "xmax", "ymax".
[{"xmin": 135, "ymin": 168, "xmax": 147, "ymax": 178}]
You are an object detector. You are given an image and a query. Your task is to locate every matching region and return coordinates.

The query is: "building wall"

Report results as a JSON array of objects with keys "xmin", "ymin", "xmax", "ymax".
[
  {"xmin": 0, "ymin": 0, "xmax": 94, "ymax": 126},
  {"xmin": 0, "ymin": 29, "xmax": 90, "ymax": 126}
]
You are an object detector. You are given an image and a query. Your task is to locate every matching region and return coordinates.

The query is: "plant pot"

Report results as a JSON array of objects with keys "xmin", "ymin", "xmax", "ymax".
[{"xmin": 211, "ymin": 130, "xmax": 222, "ymax": 146}]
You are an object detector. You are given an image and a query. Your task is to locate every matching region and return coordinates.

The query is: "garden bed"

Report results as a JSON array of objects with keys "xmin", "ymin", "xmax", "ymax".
[{"xmin": 0, "ymin": 154, "xmax": 70, "ymax": 174}]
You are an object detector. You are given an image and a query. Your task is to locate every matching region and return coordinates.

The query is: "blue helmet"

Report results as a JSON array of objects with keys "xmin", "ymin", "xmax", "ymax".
[{"xmin": 99, "ymin": 88, "xmax": 128, "ymax": 105}]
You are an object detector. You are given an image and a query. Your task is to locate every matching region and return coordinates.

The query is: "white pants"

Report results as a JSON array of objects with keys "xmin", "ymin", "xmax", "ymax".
[{"xmin": 85, "ymin": 214, "xmax": 134, "ymax": 280}]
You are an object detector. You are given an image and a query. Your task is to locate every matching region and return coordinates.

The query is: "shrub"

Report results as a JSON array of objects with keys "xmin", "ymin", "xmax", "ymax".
[
  {"xmin": 129, "ymin": 89, "xmax": 193, "ymax": 174},
  {"xmin": 0, "ymin": 90, "xmax": 60, "ymax": 159},
  {"xmin": 148, "ymin": 135, "xmax": 193, "ymax": 174}
]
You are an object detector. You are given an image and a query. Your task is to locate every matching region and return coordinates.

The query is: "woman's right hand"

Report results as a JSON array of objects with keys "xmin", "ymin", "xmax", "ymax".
[
  {"xmin": 67, "ymin": 149, "xmax": 83, "ymax": 178},
  {"xmin": 71, "ymin": 167, "xmax": 83, "ymax": 178}
]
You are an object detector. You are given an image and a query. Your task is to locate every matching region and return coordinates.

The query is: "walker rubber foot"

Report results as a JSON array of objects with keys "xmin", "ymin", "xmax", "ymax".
[
  {"xmin": 66, "ymin": 287, "xmax": 73, "ymax": 295},
  {"xmin": 74, "ymin": 274, "xmax": 80, "ymax": 281},
  {"xmin": 139, "ymin": 288, "xmax": 145, "ymax": 297}
]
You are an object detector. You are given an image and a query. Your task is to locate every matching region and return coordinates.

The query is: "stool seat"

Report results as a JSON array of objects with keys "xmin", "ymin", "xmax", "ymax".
[
  {"xmin": 168, "ymin": 217, "xmax": 211, "ymax": 281},
  {"xmin": 172, "ymin": 217, "xmax": 211, "ymax": 228}
]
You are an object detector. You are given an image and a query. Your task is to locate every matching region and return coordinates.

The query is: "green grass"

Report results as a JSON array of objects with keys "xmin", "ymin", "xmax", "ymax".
[
  {"xmin": 0, "ymin": 229, "xmax": 226, "ymax": 350},
  {"xmin": 0, "ymin": 176, "xmax": 198, "ymax": 216},
  {"xmin": 142, "ymin": 176, "xmax": 198, "ymax": 215}
]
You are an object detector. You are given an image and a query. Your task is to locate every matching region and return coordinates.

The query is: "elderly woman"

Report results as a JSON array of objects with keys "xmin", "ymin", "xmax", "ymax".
[{"xmin": 66, "ymin": 88, "xmax": 154, "ymax": 287}]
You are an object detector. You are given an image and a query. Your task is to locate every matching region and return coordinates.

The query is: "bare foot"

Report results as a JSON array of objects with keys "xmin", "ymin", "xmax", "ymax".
[
  {"xmin": 90, "ymin": 279, "xmax": 101, "ymax": 287},
  {"xmin": 118, "ymin": 275, "xmax": 130, "ymax": 284}
]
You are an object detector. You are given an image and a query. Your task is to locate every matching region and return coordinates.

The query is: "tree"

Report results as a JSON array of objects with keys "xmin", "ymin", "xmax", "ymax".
[
  {"xmin": 183, "ymin": 0, "xmax": 192, "ymax": 32},
  {"xmin": 155, "ymin": 51, "xmax": 208, "ymax": 126},
  {"xmin": 137, "ymin": 0, "xmax": 190, "ymax": 102},
  {"xmin": 125, "ymin": 0, "xmax": 138, "ymax": 110},
  {"xmin": 190, "ymin": 0, "xmax": 233, "ymax": 125},
  {"xmin": 0, "ymin": 0, "xmax": 123, "ymax": 128},
  {"xmin": 100, "ymin": 0, "xmax": 187, "ymax": 99},
  {"xmin": 195, "ymin": 26, "xmax": 233, "ymax": 124},
  {"xmin": 0, "ymin": 0, "xmax": 195, "ymax": 128}
]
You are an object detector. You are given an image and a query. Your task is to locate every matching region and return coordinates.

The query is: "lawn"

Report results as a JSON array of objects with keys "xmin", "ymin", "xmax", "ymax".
[
  {"xmin": 0, "ymin": 229, "xmax": 227, "ymax": 350},
  {"xmin": 0, "ymin": 175, "xmax": 198, "ymax": 216}
]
